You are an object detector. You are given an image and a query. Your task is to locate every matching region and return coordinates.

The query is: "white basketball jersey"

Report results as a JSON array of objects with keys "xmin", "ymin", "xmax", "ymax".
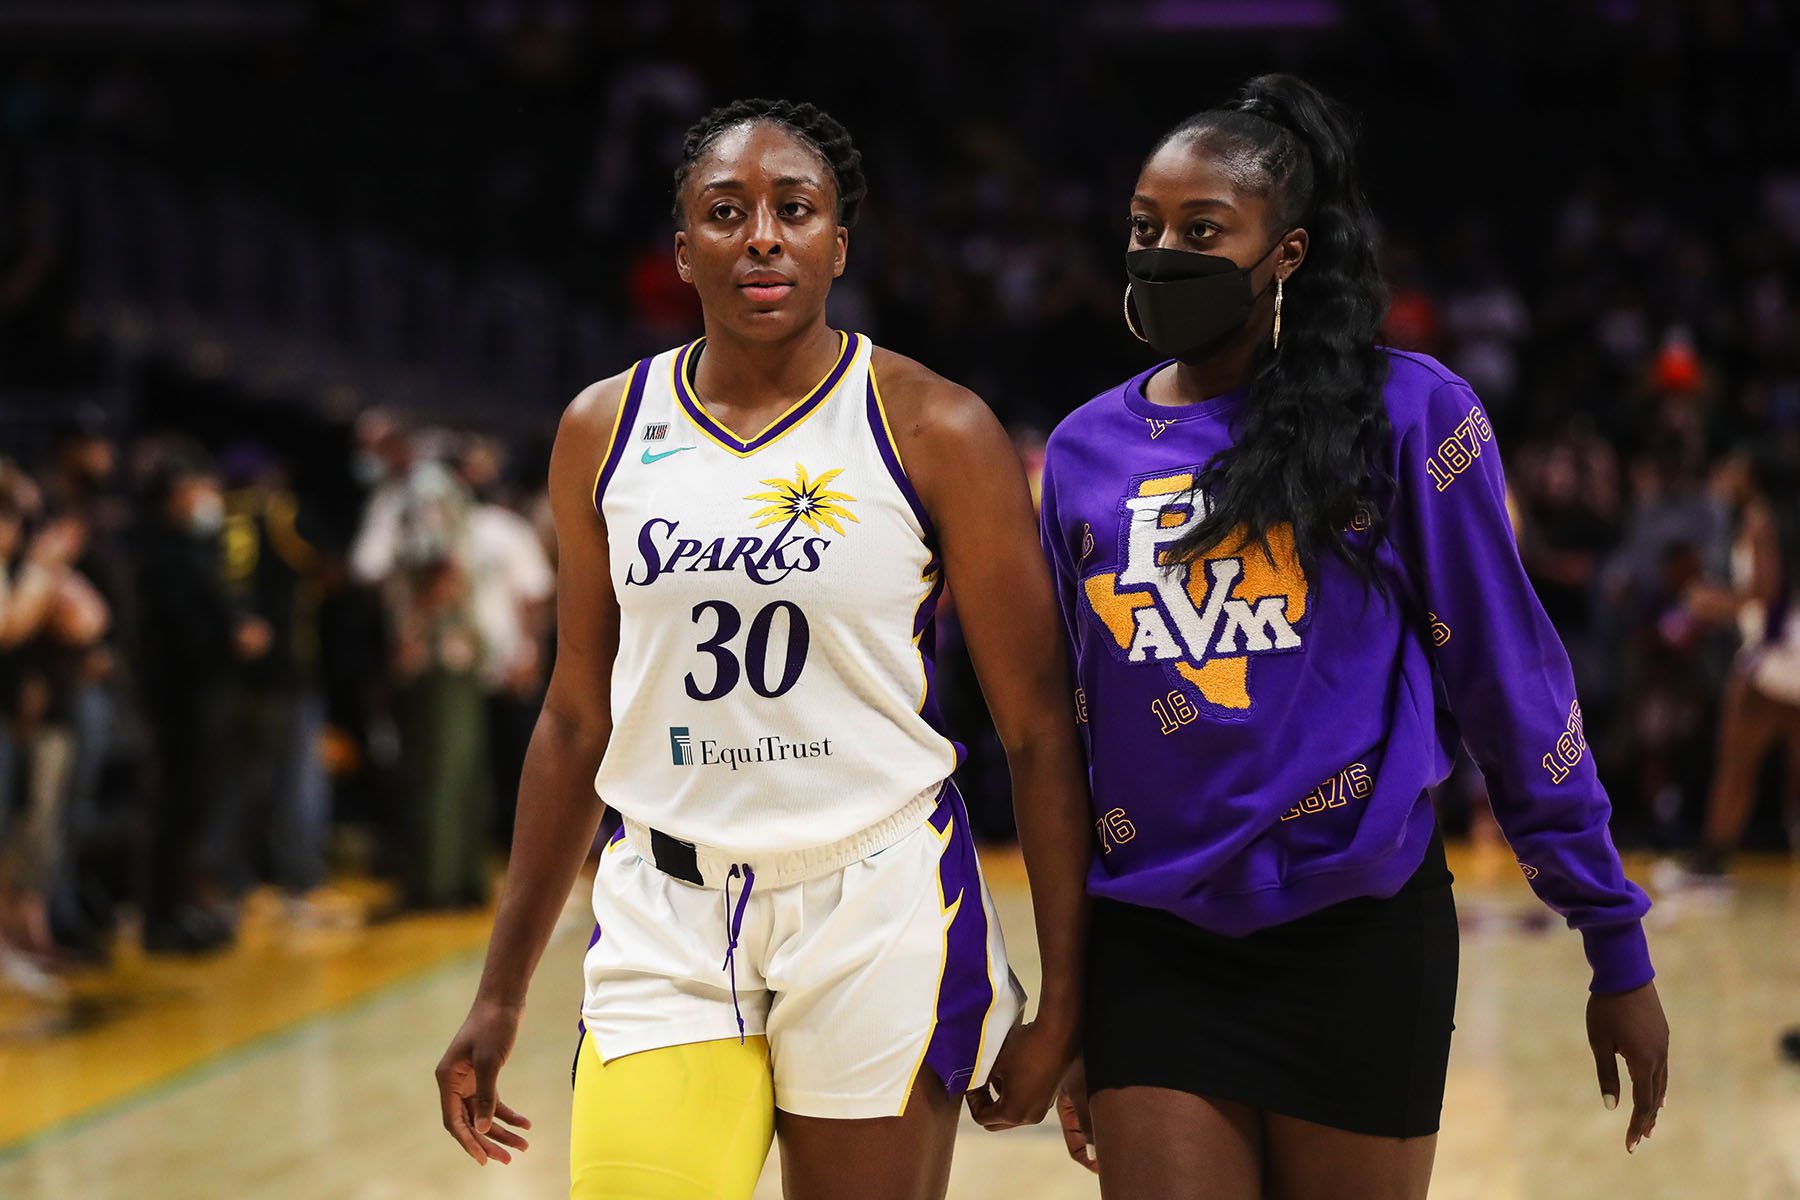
[{"xmin": 591, "ymin": 331, "xmax": 959, "ymax": 854}]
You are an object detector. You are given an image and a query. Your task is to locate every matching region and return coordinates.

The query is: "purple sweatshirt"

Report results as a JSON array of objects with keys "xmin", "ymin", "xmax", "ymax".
[{"xmin": 1038, "ymin": 349, "xmax": 1653, "ymax": 993}]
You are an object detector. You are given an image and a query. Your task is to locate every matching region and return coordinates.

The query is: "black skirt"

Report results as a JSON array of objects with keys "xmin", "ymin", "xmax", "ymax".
[{"xmin": 1083, "ymin": 828, "xmax": 1458, "ymax": 1139}]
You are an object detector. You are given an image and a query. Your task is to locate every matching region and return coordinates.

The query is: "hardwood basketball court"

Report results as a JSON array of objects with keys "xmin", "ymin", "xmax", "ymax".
[{"xmin": 2, "ymin": 846, "xmax": 1795, "ymax": 1199}]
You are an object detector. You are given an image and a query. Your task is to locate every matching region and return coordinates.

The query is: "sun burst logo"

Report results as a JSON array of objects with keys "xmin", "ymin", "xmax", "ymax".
[{"xmin": 745, "ymin": 464, "xmax": 860, "ymax": 536}]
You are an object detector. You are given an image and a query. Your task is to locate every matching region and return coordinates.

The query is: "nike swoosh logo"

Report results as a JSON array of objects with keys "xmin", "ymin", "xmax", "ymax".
[{"xmin": 642, "ymin": 446, "xmax": 696, "ymax": 464}]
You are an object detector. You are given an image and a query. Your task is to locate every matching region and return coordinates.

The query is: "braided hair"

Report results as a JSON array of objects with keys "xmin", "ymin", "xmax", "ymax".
[
  {"xmin": 1154, "ymin": 75, "xmax": 1393, "ymax": 586},
  {"xmin": 672, "ymin": 98, "xmax": 868, "ymax": 229}
]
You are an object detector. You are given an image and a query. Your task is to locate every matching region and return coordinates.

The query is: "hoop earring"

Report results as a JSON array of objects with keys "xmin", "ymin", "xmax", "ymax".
[
  {"xmin": 1273, "ymin": 278, "xmax": 1284, "ymax": 350},
  {"xmin": 1123, "ymin": 284, "xmax": 1149, "ymax": 344}
]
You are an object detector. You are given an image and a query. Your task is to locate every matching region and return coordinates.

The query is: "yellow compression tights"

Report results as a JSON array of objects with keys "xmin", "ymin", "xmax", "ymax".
[{"xmin": 570, "ymin": 1033, "xmax": 776, "ymax": 1200}]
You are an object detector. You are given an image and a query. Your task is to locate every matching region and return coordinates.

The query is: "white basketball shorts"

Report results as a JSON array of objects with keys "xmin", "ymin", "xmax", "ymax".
[{"xmin": 579, "ymin": 783, "xmax": 1025, "ymax": 1119}]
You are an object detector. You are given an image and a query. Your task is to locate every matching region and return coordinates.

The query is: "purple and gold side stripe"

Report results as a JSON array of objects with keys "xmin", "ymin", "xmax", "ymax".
[
  {"xmin": 591, "ymin": 359, "xmax": 651, "ymax": 515},
  {"xmin": 574, "ymin": 826, "xmax": 627, "ymax": 1040},
  {"xmin": 906, "ymin": 783, "xmax": 1000, "ymax": 1107},
  {"xmin": 673, "ymin": 331, "xmax": 859, "ymax": 457}
]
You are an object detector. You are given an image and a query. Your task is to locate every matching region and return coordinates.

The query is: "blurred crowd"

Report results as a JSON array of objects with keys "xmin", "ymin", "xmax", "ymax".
[
  {"xmin": 4, "ymin": 1, "xmax": 1800, "ymax": 982},
  {"xmin": 0, "ymin": 418, "xmax": 554, "ymax": 989}
]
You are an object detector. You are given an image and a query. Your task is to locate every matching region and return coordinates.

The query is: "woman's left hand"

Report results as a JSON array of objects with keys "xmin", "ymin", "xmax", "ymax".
[
  {"xmin": 1586, "ymin": 980, "xmax": 1669, "ymax": 1153},
  {"xmin": 967, "ymin": 1018, "xmax": 1078, "ymax": 1131}
]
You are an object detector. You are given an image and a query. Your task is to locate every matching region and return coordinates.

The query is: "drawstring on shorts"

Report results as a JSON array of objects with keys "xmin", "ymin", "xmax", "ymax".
[{"xmin": 721, "ymin": 863, "xmax": 756, "ymax": 1043}]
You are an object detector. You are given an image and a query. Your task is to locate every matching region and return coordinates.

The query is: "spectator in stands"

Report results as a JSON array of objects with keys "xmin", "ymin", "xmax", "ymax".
[
  {"xmin": 215, "ymin": 443, "xmax": 335, "ymax": 921},
  {"xmin": 1664, "ymin": 445, "xmax": 1800, "ymax": 882},
  {"xmin": 351, "ymin": 421, "xmax": 491, "ymax": 910},
  {"xmin": 40, "ymin": 418, "xmax": 131, "ymax": 960},
  {"xmin": 455, "ymin": 435, "xmax": 553, "ymax": 846},
  {"xmin": 135, "ymin": 445, "xmax": 268, "ymax": 953},
  {"xmin": 0, "ymin": 460, "xmax": 95, "ymax": 989}
]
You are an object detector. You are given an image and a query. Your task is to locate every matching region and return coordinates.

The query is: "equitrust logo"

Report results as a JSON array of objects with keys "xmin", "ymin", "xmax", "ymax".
[{"xmin": 668, "ymin": 726, "xmax": 833, "ymax": 772}]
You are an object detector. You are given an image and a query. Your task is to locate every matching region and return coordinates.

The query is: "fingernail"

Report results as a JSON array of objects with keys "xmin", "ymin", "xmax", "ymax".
[{"xmin": 1604, "ymin": 1094, "xmax": 1618, "ymax": 1111}]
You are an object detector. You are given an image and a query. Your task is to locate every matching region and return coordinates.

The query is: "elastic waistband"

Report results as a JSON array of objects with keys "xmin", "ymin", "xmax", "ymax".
[{"xmin": 621, "ymin": 781, "xmax": 946, "ymax": 890}]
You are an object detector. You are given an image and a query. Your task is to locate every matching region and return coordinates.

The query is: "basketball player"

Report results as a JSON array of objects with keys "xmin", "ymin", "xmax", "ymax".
[
  {"xmin": 1038, "ymin": 76, "xmax": 1670, "ymax": 1197},
  {"xmin": 433, "ymin": 100, "xmax": 1088, "ymax": 1200}
]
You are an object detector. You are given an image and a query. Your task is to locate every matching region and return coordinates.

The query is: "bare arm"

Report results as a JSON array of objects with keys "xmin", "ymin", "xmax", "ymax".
[
  {"xmin": 436, "ymin": 370, "xmax": 629, "ymax": 1165},
  {"xmin": 0, "ymin": 517, "xmax": 81, "ymax": 647},
  {"xmin": 1743, "ymin": 501, "xmax": 1783, "ymax": 611},
  {"xmin": 0, "ymin": 562, "xmax": 61, "ymax": 646},
  {"xmin": 470, "ymin": 398, "xmax": 622, "ymax": 1007},
  {"xmin": 880, "ymin": 351, "xmax": 1090, "ymax": 1126}
]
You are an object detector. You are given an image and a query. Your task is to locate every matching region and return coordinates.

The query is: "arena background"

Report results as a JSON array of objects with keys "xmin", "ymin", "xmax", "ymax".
[{"xmin": 0, "ymin": 2, "xmax": 1796, "ymax": 1197}]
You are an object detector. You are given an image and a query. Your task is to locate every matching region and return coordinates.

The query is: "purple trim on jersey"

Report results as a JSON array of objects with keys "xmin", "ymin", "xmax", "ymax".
[
  {"xmin": 921, "ymin": 783, "xmax": 997, "ymax": 1097},
  {"xmin": 672, "ymin": 332, "xmax": 860, "ymax": 454},
  {"xmin": 867, "ymin": 363, "xmax": 958, "ymax": 765},
  {"xmin": 913, "ymin": 556, "xmax": 944, "ymax": 641},
  {"xmin": 912, "ymin": 556, "xmax": 967, "ymax": 768},
  {"xmin": 575, "ymin": 832, "xmax": 624, "ymax": 1035},
  {"xmin": 866, "ymin": 374, "xmax": 937, "ymax": 543},
  {"xmin": 592, "ymin": 359, "xmax": 651, "ymax": 513},
  {"xmin": 575, "ymin": 918, "xmax": 605, "ymax": 1036}
]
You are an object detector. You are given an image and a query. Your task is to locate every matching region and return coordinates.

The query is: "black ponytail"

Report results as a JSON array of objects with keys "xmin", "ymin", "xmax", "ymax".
[{"xmin": 1157, "ymin": 75, "xmax": 1392, "ymax": 585}]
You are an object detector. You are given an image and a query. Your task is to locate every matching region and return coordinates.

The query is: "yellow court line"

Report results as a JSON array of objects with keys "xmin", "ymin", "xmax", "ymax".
[{"xmin": 0, "ymin": 887, "xmax": 497, "ymax": 1149}]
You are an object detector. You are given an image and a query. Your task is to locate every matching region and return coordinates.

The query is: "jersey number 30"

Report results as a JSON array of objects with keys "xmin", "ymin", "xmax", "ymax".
[{"xmin": 686, "ymin": 600, "xmax": 810, "ymax": 701}]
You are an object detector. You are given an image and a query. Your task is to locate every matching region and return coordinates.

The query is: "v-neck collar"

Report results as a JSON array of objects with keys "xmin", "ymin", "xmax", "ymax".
[{"xmin": 672, "ymin": 330, "xmax": 858, "ymax": 457}]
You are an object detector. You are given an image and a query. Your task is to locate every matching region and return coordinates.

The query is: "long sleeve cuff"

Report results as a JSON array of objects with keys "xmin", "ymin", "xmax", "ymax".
[{"xmin": 1582, "ymin": 920, "xmax": 1654, "ymax": 994}]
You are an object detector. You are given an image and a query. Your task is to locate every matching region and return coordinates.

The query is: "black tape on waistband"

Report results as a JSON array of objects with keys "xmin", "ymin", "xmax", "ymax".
[{"xmin": 649, "ymin": 827, "xmax": 704, "ymax": 885}]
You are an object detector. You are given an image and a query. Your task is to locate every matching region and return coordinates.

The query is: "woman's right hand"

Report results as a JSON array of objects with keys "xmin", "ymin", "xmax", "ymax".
[
  {"xmin": 1056, "ymin": 1056, "xmax": 1099, "ymax": 1174},
  {"xmin": 434, "ymin": 999, "xmax": 533, "ymax": 1165}
]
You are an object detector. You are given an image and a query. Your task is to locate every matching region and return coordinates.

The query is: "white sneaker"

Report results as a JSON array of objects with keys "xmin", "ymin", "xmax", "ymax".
[
  {"xmin": 0, "ymin": 944, "xmax": 67, "ymax": 1000},
  {"xmin": 281, "ymin": 893, "xmax": 363, "ymax": 930},
  {"xmin": 1650, "ymin": 857, "xmax": 1731, "ymax": 895}
]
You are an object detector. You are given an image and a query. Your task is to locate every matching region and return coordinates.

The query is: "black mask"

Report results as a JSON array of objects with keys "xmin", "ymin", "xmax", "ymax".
[{"xmin": 1125, "ymin": 239, "xmax": 1283, "ymax": 362}]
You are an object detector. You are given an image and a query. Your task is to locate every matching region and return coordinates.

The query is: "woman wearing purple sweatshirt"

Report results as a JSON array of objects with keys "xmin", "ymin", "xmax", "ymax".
[{"xmin": 1040, "ymin": 75, "xmax": 1669, "ymax": 1196}]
